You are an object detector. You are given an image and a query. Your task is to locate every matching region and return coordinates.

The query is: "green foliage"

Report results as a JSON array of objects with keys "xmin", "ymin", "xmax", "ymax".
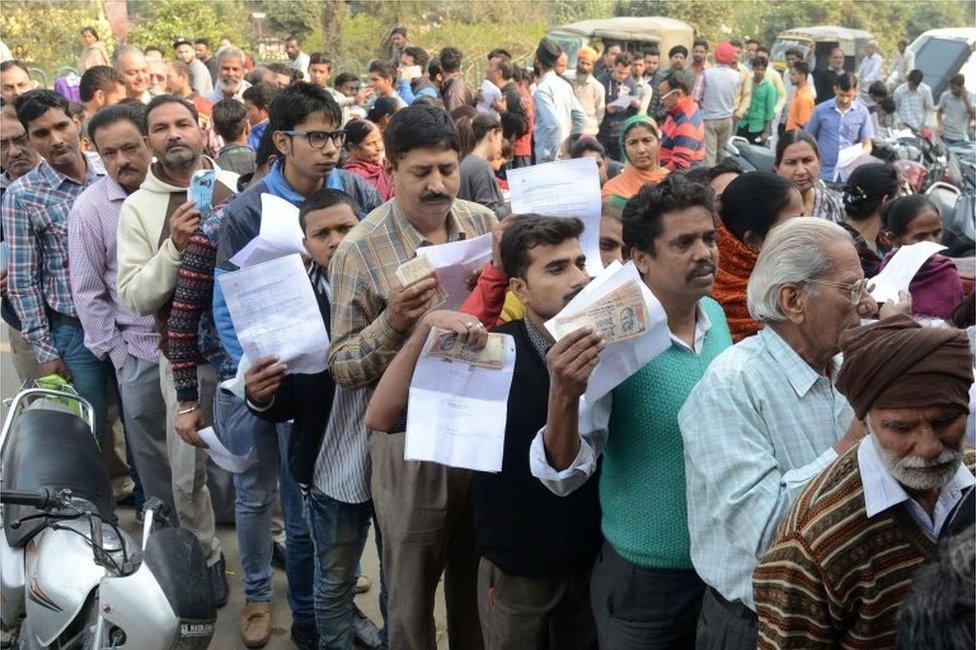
[
  {"xmin": 265, "ymin": 0, "xmax": 319, "ymax": 40},
  {"xmin": 126, "ymin": 0, "xmax": 243, "ymax": 52},
  {"xmin": 0, "ymin": 0, "xmax": 111, "ymax": 82}
]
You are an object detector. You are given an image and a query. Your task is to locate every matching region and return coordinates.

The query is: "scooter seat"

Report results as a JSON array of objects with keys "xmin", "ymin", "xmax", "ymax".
[{"xmin": 2, "ymin": 408, "xmax": 113, "ymax": 548}]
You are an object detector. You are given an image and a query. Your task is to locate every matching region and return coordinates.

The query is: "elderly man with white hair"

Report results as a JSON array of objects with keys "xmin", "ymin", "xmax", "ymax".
[
  {"xmin": 205, "ymin": 46, "xmax": 250, "ymax": 103},
  {"xmin": 678, "ymin": 217, "xmax": 877, "ymax": 649}
]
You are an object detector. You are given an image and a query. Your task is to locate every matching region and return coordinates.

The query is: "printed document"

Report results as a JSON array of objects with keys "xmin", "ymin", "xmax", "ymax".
[
  {"xmin": 870, "ymin": 241, "xmax": 946, "ymax": 303},
  {"xmin": 229, "ymin": 193, "xmax": 306, "ymax": 268}
]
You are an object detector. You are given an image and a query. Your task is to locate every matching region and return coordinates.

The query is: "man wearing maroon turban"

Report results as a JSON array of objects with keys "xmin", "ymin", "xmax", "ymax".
[{"xmin": 754, "ymin": 315, "xmax": 975, "ymax": 649}]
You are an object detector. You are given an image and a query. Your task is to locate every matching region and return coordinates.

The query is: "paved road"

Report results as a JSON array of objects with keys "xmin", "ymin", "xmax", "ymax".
[{"xmin": 1, "ymin": 328, "xmax": 449, "ymax": 648}]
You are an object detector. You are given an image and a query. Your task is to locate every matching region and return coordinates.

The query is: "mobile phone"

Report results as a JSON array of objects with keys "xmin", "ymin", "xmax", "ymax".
[{"xmin": 189, "ymin": 169, "xmax": 216, "ymax": 217}]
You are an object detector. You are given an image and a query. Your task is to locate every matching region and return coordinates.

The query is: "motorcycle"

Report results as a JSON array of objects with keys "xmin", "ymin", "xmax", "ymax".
[
  {"xmin": 722, "ymin": 135, "xmax": 776, "ymax": 174},
  {"xmin": 0, "ymin": 384, "xmax": 216, "ymax": 649}
]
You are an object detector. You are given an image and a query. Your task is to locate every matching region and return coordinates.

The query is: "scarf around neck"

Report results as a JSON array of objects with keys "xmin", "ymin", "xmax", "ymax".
[{"xmin": 713, "ymin": 223, "xmax": 760, "ymax": 342}]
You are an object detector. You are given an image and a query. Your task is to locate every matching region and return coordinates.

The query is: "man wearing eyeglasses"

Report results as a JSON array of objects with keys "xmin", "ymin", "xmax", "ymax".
[
  {"xmin": 189, "ymin": 81, "xmax": 380, "ymax": 649},
  {"xmin": 677, "ymin": 217, "xmax": 887, "ymax": 649}
]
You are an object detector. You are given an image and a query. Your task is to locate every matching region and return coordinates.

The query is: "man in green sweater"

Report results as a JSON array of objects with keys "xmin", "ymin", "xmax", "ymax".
[{"xmin": 530, "ymin": 174, "xmax": 733, "ymax": 648}]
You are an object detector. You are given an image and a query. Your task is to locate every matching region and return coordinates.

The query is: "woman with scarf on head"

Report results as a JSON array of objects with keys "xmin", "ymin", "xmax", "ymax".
[
  {"xmin": 879, "ymin": 195, "xmax": 964, "ymax": 320},
  {"xmin": 342, "ymin": 118, "xmax": 394, "ymax": 201},
  {"xmin": 841, "ymin": 163, "xmax": 899, "ymax": 277},
  {"xmin": 600, "ymin": 113, "xmax": 669, "ymax": 199},
  {"xmin": 712, "ymin": 172, "xmax": 805, "ymax": 341}
]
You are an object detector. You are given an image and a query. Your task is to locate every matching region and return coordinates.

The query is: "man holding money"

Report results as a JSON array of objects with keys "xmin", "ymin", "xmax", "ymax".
[
  {"xmin": 532, "ymin": 174, "xmax": 733, "ymax": 648},
  {"xmin": 366, "ymin": 215, "xmax": 603, "ymax": 650},
  {"xmin": 328, "ymin": 104, "xmax": 496, "ymax": 650}
]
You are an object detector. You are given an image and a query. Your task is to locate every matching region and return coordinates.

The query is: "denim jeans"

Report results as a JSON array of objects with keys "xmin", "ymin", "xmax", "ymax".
[
  {"xmin": 50, "ymin": 314, "xmax": 112, "ymax": 445},
  {"xmin": 303, "ymin": 488, "xmax": 373, "ymax": 649},
  {"xmin": 213, "ymin": 388, "xmax": 315, "ymax": 628}
]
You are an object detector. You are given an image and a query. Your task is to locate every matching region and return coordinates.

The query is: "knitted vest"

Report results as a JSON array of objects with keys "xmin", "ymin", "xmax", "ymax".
[{"xmin": 602, "ymin": 297, "xmax": 732, "ymax": 569}]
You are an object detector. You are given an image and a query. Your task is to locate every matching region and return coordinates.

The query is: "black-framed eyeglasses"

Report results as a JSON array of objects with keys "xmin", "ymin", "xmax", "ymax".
[
  {"xmin": 805, "ymin": 277, "xmax": 869, "ymax": 304},
  {"xmin": 279, "ymin": 129, "xmax": 345, "ymax": 149}
]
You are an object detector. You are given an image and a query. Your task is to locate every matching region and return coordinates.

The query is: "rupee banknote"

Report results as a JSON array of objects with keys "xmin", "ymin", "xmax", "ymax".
[
  {"xmin": 395, "ymin": 254, "xmax": 447, "ymax": 307},
  {"xmin": 426, "ymin": 327, "xmax": 507, "ymax": 369},
  {"xmin": 551, "ymin": 280, "xmax": 647, "ymax": 344}
]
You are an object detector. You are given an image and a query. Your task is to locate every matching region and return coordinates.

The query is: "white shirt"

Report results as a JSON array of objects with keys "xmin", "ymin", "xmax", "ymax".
[
  {"xmin": 893, "ymin": 81, "xmax": 935, "ymax": 131},
  {"xmin": 533, "ymin": 70, "xmax": 585, "ymax": 163},
  {"xmin": 290, "ymin": 51, "xmax": 311, "ymax": 82},
  {"xmin": 859, "ymin": 434, "xmax": 974, "ymax": 540},
  {"xmin": 857, "ymin": 52, "xmax": 884, "ymax": 86}
]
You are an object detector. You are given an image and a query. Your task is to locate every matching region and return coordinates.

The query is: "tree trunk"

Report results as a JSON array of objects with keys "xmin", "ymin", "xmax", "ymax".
[{"xmin": 320, "ymin": 0, "xmax": 342, "ymax": 57}]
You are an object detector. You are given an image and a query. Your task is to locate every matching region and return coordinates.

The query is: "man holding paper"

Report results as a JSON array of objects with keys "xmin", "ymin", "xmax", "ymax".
[
  {"xmin": 805, "ymin": 72, "xmax": 874, "ymax": 181},
  {"xmin": 366, "ymin": 215, "xmax": 602, "ymax": 650},
  {"xmin": 328, "ymin": 104, "xmax": 496, "ymax": 650},
  {"xmin": 531, "ymin": 175, "xmax": 733, "ymax": 648}
]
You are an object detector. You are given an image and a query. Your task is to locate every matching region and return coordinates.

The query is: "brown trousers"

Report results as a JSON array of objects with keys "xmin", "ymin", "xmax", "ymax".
[{"xmin": 370, "ymin": 432, "xmax": 482, "ymax": 650}]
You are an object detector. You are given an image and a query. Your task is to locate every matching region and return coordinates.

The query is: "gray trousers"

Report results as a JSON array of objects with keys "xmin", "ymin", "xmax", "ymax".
[
  {"xmin": 158, "ymin": 355, "xmax": 222, "ymax": 565},
  {"xmin": 116, "ymin": 354, "xmax": 174, "ymax": 516},
  {"xmin": 695, "ymin": 587, "xmax": 758, "ymax": 650},
  {"xmin": 370, "ymin": 431, "xmax": 482, "ymax": 650},
  {"xmin": 477, "ymin": 557, "xmax": 596, "ymax": 650},
  {"xmin": 704, "ymin": 117, "xmax": 734, "ymax": 167}
]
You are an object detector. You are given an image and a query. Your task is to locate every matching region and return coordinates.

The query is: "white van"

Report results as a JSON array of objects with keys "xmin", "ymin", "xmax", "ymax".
[{"xmin": 906, "ymin": 28, "xmax": 975, "ymax": 98}]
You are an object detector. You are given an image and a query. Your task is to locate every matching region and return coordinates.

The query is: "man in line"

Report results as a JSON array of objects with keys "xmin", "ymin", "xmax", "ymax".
[
  {"xmin": 365, "ymin": 216, "xmax": 602, "ymax": 650},
  {"xmin": 439, "ymin": 46, "xmax": 473, "ymax": 113},
  {"xmin": 573, "ymin": 46, "xmax": 605, "ymax": 137},
  {"xmin": 737, "ymin": 57, "xmax": 775, "ymax": 144},
  {"xmin": 242, "ymin": 82, "xmax": 276, "ymax": 150},
  {"xmin": 206, "ymin": 47, "xmax": 251, "ymax": 103},
  {"xmin": 174, "ymin": 37, "xmax": 213, "ymax": 97},
  {"xmin": 369, "ymin": 61, "xmax": 408, "ymax": 110},
  {"xmin": 658, "ymin": 69, "xmax": 704, "ymax": 171},
  {"xmin": 0, "ymin": 60, "xmax": 33, "ymax": 104},
  {"xmin": 805, "ymin": 72, "xmax": 873, "ymax": 181},
  {"xmin": 328, "ymin": 104, "xmax": 496, "ymax": 649},
  {"xmin": 779, "ymin": 48, "xmax": 815, "ymax": 135},
  {"xmin": 486, "ymin": 53, "xmax": 529, "ymax": 151},
  {"xmin": 597, "ymin": 52, "xmax": 639, "ymax": 162},
  {"xmin": 680, "ymin": 218, "xmax": 875, "ymax": 647},
  {"xmin": 690, "ymin": 38, "xmax": 709, "ymax": 104},
  {"xmin": 195, "ymin": 38, "xmax": 219, "ymax": 81},
  {"xmin": 534, "ymin": 39, "xmax": 585, "ymax": 163},
  {"xmin": 67, "ymin": 103, "xmax": 175, "ymax": 516},
  {"xmin": 644, "ymin": 47, "xmax": 666, "ymax": 123},
  {"xmin": 814, "ymin": 48, "xmax": 847, "ymax": 105},
  {"xmin": 285, "ymin": 35, "xmax": 310, "ymax": 82},
  {"xmin": 2, "ymin": 90, "xmax": 109, "ymax": 440},
  {"xmin": 856, "ymin": 41, "xmax": 884, "ymax": 105},
  {"xmin": 730, "ymin": 41, "xmax": 753, "ymax": 133},
  {"xmin": 893, "ymin": 69, "xmax": 935, "ymax": 131},
  {"xmin": 386, "ymin": 26, "xmax": 411, "ymax": 67},
  {"xmin": 886, "ymin": 39, "xmax": 912, "ymax": 87},
  {"xmin": 1, "ymin": 104, "xmax": 42, "ymax": 383},
  {"xmin": 533, "ymin": 175, "xmax": 733, "ymax": 648},
  {"xmin": 755, "ymin": 316, "xmax": 974, "ymax": 648},
  {"xmin": 115, "ymin": 45, "xmax": 151, "ymax": 103},
  {"xmin": 165, "ymin": 59, "xmax": 215, "ymax": 128},
  {"xmin": 701, "ymin": 41, "xmax": 742, "ymax": 166},
  {"xmin": 206, "ymin": 83, "xmax": 380, "ymax": 648},
  {"xmin": 743, "ymin": 38, "xmax": 760, "ymax": 65},
  {"xmin": 594, "ymin": 44, "xmax": 621, "ymax": 82},
  {"xmin": 116, "ymin": 94, "xmax": 238, "ymax": 606},
  {"xmin": 785, "ymin": 61, "xmax": 815, "ymax": 131},
  {"xmin": 147, "ymin": 60, "xmax": 169, "ymax": 98},
  {"xmin": 212, "ymin": 99, "xmax": 254, "ymax": 176},
  {"xmin": 937, "ymin": 73, "xmax": 975, "ymax": 144},
  {"xmin": 629, "ymin": 54, "xmax": 653, "ymax": 116},
  {"xmin": 399, "ymin": 46, "xmax": 440, "ymax": 105},
  {"xmin": 667, "ymin": 45, "xmax": 688, "ymax": 72},
  {"xmin": 79, "ymin": 65, "xmax": 126, "ymax": 123}
]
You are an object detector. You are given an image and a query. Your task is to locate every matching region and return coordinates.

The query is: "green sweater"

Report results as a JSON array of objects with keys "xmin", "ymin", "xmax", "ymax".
[
  {"xmin": 743, "ymin": 77, "xmax": 776, "ymax": 132},
  {"xmin": 602, "ymin": 297, "xmax": 731, "ymax": 569}
]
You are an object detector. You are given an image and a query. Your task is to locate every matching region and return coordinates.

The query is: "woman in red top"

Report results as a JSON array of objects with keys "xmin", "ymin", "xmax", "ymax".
[{"xmin": 341, "ymin": 118, "xmax": 394, "ymax": 200}]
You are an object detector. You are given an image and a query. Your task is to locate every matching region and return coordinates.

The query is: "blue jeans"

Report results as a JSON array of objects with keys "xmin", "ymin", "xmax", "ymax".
[
  {"xmin": 50, "ymin": 315, "xmax": 111, "ymax": 445},
  {"xmin": 213, "ymin": 389, "xmax": 315, "ymax": 628},
  {"xmin": 304, "ymin": 488, "xmax": 373, "ymax": 649}
]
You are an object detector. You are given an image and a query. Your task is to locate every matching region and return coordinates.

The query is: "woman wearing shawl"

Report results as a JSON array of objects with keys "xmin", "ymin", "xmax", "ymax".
[
  {"xmin": 880, "ymin": 195, "xmax": 964, "ymax": 320},
  {"xmin": 600, "ymin": 114, "xmax": 669, "ymax": 199},
  {"xmin": 712, "ymin": 172, "xmax": 804, "ymax": 341},
  {"xmin": 341, "ymin": 118, "xmax": 394, "ymax": 200},
  {"xmin": 775, "ymin": 129, "xmax": 845, "ymax": 222}
]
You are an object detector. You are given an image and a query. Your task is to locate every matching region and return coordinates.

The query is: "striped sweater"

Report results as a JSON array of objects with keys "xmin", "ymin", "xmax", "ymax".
[
  {"xmin": 754, "ymin": 443, "xmax": 976, "ymax": 649},
  {"xmin": 659, "ymin": 95, "xmax": 705, "ymax": 171}
]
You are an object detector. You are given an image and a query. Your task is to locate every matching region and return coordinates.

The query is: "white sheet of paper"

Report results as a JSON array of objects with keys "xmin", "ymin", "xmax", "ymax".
[
  {"xmin": 545, "ymin": 261, "xmax": 671, "ymax": 403},
  {"xmin": 218, "ymin": 254, "xmax": 330, "ymax": 374},
  {"xmin": 229, "ymin": 193, "xmax": 306, "ymax": 268},
  {"xmin": 476, "ymin": 79, "xmax": 502, "ymax": 115},
  {"xmin": 609, "ymin": 92, "xmax": 635, "ymax": 109},
  {"xmin": 869, "ymin": 241, "xmax": 946, "ymax": 303},
  {"xmin": 405, "ymin": 331, "xmax": 516, "ymax": 472},
  {"xmin": 507, "ymin": 157, "xmax": 603, "ymax": 275},
  {"xmin": 417, "ymin": 233, "xmax": 493, "ymax": 310},
  {"xmin": 198, "ymin": 426, "xmax": 258, "ymax": 473},
  {"xmin": 837, "ymin": 142, "xmax": 866, "ymax": 170}
]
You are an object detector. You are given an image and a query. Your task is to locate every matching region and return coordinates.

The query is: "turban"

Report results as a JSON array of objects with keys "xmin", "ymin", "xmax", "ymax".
[
  {"xmin": 715, "ymin": 42, "xmax": 738, "ymax": 65},
  {"xmin": 578, "ymin": 46, "xmax": 599, "ymax": 64},
  {"xmin": 835, "ymin": 314, "xmax": 973, "ymax": 420}
]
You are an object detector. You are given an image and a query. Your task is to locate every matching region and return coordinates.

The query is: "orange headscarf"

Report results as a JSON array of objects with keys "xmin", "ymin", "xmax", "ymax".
[{"xmin": 713, "ymin": 223, "xmax": 760, "ymax": 342}]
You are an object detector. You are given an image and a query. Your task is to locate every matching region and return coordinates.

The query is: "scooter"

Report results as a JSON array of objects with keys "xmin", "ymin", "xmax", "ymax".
[{"xmin": 0, "ymin": 384, "xmax": 216, "ymax": 649}]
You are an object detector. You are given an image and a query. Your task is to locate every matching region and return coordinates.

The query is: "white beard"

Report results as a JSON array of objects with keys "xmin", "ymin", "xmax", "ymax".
[{"xmin": 872, "ymin": 430, "xmax": 964, "ymax": 491}]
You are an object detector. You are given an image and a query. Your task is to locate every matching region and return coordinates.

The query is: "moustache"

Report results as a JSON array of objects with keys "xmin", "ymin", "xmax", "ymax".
[
  {"xmin": 687, "ymin": 262, "xmax": 716, "ymax": 280},
  {"xmin": 117, "ymin": 164, "xmax": 138, "ymax": 175},
  {"xmin": 420, "ymin": 192, "xmax": 452, "ymax": 203},
  {"xmin": 165, "ymin": 141, "xmax": 189, "ymax": 150}
]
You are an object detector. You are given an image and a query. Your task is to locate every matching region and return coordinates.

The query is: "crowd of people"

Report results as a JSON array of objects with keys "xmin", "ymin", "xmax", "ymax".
[{"xmin": 0, "ymin": 21, "xmax": 974, "ymax": 650}]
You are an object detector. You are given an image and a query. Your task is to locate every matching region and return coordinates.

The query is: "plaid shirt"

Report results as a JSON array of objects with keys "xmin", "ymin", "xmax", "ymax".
[
  {"xmin": 328, "ymin": 198, "xmax": 496, "ymax": 390},
  {"xmin": 2, "ymin": 152, "xmax": 105, "ymax": 362}
]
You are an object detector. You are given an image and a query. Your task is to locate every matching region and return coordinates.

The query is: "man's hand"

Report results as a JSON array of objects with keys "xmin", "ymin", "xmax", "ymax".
[
  {"xmin": 491, "ymin": 215, "xmax": 516, "ymax": 269},
  {"xmin": 606, "ymin": 104, "xmax": 619, "ymax": 114},
  {"xmin": 493, "ymin": 97, "xmax": 508, "ymax": 113},
  {"xmin": 169, "ymin": 200, "xmax": 201, "ymax": 252},
  {"xmin": 355, "ymin": 86, "xmax": 374, "ymax": 106},
  {"xmin": 545, "ymin": 327, "xmax": 604, "ymax": 400},
  {"xmin": 245, "ymin": 355, "xmax": 286, "ymax": 406},
  {"xmin": 174, "ymin": 404, "xmax": 207, "ymax": 448},
  {"xmin": 880, "ymin": 290, "xmax": 913, "ymax": 319},
  {"xmin": 38, "ymin": 358, "xmax": 70, "ymax": 381},
  {"xmin": 387, "ymin": 277, "xmax": 441, "ymax": 333},
  {"xmin": 421, "ymin": 310, "xmax": 488, "ymax": 349}
]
